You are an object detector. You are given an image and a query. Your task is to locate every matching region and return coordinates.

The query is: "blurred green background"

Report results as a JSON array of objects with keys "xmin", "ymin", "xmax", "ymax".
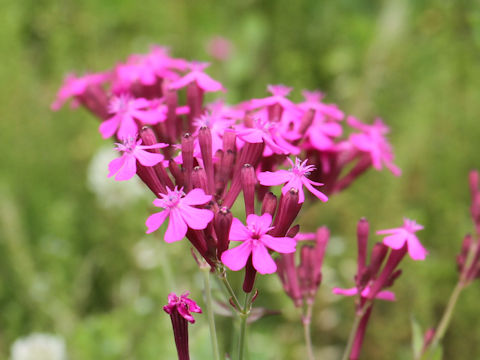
[{"xmin": 1, "ymin": 0, "xmax": 480, "ymax": 359}]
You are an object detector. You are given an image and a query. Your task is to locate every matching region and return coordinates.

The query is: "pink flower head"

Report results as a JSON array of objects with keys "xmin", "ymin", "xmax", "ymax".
[
  {"xmin": 51, "ymin": 72, "xmax": 109, "ymax": 110},
  {"xmin": 257, "ymin": 157, "xmax": 329, "ymax": 203},
  {"xmin": 169, "ymin": 62, "xmax": 224, "ymax": 92},
  {"xmin": 348, "ymin": 116, "xmax": 401, "ymax": 176},
  {"xmin": 377, "ymin": 218, "xmax": 427, "ymax": 260},
  {"xmin": 221, "ymin": 213, "xmax": 297, "ymax": 274},
  {"xmin": 332, "ymin": 285, "xmax": 396, "ymax": 301},
  {"xmin": 108, "ymin": 137, "xmax": 167, "ymax": 181},
  {"xmin": 145, "ymin": 187, "xmax": 214, "ymax": 242},
  {"xmin": 248, "ymin": 84, "xmax": 297, "ymax": 111},
  {"xmin": 300, "ymin": 90, "xmax": 344, "ymax": 121},
  {"xmin": 99, "ymin": 95, "xmax": 162, "ymax": 139},
  {"xmin": 163, "ymin": 292, "xmax": 202, "ymax": 324}
]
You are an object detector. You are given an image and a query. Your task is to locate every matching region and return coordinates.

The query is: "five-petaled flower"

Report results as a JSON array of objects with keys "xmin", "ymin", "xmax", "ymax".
[
  {"xmin": 145, "ymin": 187, "xmax": 214, "ymax": 242},
  {"xmin": 108, "ymin": 137, "xmax": 167, "ymax": 181},
  {"xmin": 99, "ymin": 95, "xmax": 163, "ymax": 139},
  {"xmin": 257, "ymin": 157, "xmax": 329, "ymax": 203},
  {"xmin": 163, "ymin": 292, "xmax": 202, "ymax": 324},
  {"xmin": 377, "ymin": 218, "xmax": 427, "ymax": 261},
  {"xmin": 169, "ymin": 62, "xmax": 224, "ymax": 92},
  {"xmin": 221, "ymin": 213, "xmax": 297, "ymax": 274}
]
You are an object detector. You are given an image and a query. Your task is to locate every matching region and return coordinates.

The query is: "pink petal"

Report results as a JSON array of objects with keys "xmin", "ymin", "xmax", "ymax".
[
  {"xmin": 145, "ymin": 210, "xmax": 169, "ymax": 234},
  {"xmin": 321, "ymin": 122, "xmax": 343, "ymax": 137},
  {"xmin": 169, "ymin": 73, "xmax": 195, "ymax": 90},
  {"xmin": 246, "ymin": 213, "xmax": 272, "ymax": 233},
  {"xmin": 99, "ymin": 116, "xmax": 120, "ymax": 139},
  {"xmin": 376, "ymin": 290, "xmax": 396, "ymax": 301},
  {"xmin": 407, "ymin": 235, "xmax": 428, "ymax": 261},
  {"xmin": 164, "ymin": 209, "xmax": 188, "ymax": 243},
  {"xmin": 181, "ymin": 205, "xmax": 214, "ymax": 230},
  {"xmin": 181, "ymin": 188, "xmax": 212, "ymax": 206},
  {"xmin": 303, "ymin": 179, "xmax": 328, "ymax": 202},
  {"xmin": 221, "ymin": 241, "xmax": 252, "ymax": 271},
  {"xmin": 133, "ymin": 110, "xmax": 164, "ymax": 125},
  {"xmin": 332, "ymin": 287, "xmax": 358, "ymax": 297},
  {"xmin": 133, "ymin": 148, "xmax": 164, "ymax": 166},
  {"xmin": 382, "ymin": 234, "xmax": 406, "ymax": 250},
  {"xmin": 196, "ymin": 73, "xmax": 224, "ymax": 92},
  {"xmin": 108, "ymin": 156, "xmax": 126, "ymax": 178},
  {"xmin": 117, "ymin": 115, "xmax": 138, "ymax": 140},
  {"xmin": 229, "ymin": 218, "xmax": 250, "ymax": 241},
  {"xmin": 261, "ymin": 234, "xmax": 296, "ymax": 254},
  {"xmin": 308, "ymin": 130, "xmax": 334, "ymax": 150},
  {"xmin": 114, "ymin": 154, "xmax": 137, "ymax": 181},
  {"xmin": 376, "ymin": 228, "xmax": 399, "ymax": 235},
  {"xmin": 257, "ymin": 170, "xmax": 292, "ymax": 186},
  {"xmin": 252, "ymin": 243, "xmax": 277, "ymax": 274}
]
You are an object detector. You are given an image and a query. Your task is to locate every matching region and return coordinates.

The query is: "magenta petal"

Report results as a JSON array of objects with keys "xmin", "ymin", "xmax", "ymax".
[
  {"xmin": 309, "ymin": 130, "xmax": 333, "ymax": 150},
  {"xmin": 181, "ymin": 188, "xmax": 212, "ymax": 206},
  {"xmin": 108, "ymin": 156, "xmax": 126, "ymax": 178},
  {"xmin": 252, "ymin": 243, "xmax": 277, "ymax": 274},
  {"xmin": 246, "ymin": 213, "xmax": 272, "ymax": 233},
  {"xmin": 99, "ymin": 116, "xmax": 120, "ymax": 139},
  {"xmin": 117, "ymin": 115, "xmax": 138, "ymax": 140},
  {"xmin": 221, "ymin": 241, "xmax": 252, "ymax": 271},
  {"xmin": 376, "ymin": 290, "xmax": 396, "ymax": 301},
  {"xmin": 169, "ymin": 73, "xmax": 195, "ymax": 90},
  {"xmin": 332, "ymin": 287, "xmax": 358, "ymax": 297},
  {"xmin": 145, "ymin": 210, "xmax": 169, "ymax": 234},
  {"xmin": 134, "ymin": 148, "xmax": 164, "ymax": 166},
  {"xmin": 114, "ymin": 154, "xmax": 137, "ymax": 181},
  {"xmin": 257, "ymin": 170, "xmax": 292, "ymax": 186},
  {"xmin": 229, "ymin": 218, "xmax": 250, "ymax": 241},
  {"xmin": 303, "ymin": 179, "xmax": 328, "ymax": 202},
  {"xmin": 261, "ymin": 234, "xmax": 296, "ymax": 254},
  {"xmin": 164, "ymin": 209, "xmax": 187, "ymax": 243},
  {"xmin": 382, "ymin": 234, "xmax": 406, "ymax": 250},
  {"xmin": 181, "ymin": 206, "xmax": 214, "ymax": 230},
  {"xmin": 407, "ymin": 235, "xmax": 428, "ymax": 261},
  {"xmin": 196, "ymin": 73, "xmax": 224, "ymax": 92}
]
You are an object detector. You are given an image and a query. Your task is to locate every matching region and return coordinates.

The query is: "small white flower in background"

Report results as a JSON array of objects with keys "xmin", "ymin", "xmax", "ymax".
[
  {"xmin": 87, "ymin": 146, "xmax": 149, "ymax": 208},
  {"xmin": 11, "ymin": 333, "xmax": 66, "ymax": 360}
]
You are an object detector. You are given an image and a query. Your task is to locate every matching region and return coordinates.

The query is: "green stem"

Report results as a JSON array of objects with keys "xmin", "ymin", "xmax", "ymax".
[
  {"xmin": 217, "ymin": 270, "xmax": 242, "ymax": 312},
  {"xmin": 341, "ymin": 311, "xmax": 363, "ymax": 360},
  {"xmin": 302, "ymin": 302, "xmax": 315, "ymax": 360},
  {"xmin": 422, "ymin": 281, "xmax": 464, "ymax": 359},
  {"xmin": 201, "ymin": 267, "xmax": 221, "ymax": 360},
  {"xmin": 237, "ymin": 293, "xmax": 252, "ymax": 360}
]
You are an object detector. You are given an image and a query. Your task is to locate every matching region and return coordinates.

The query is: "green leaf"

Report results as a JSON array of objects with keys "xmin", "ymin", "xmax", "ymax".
[
  {"xmin": 430, "ymin": 346, "xmax": 443, "ymax": 360},
  {"xmin": 411, "ymin": 315, "xmax": 424, "ymax": 358}
]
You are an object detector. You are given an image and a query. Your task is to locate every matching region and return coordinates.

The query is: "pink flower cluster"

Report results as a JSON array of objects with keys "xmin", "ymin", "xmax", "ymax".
[{"xmin": 52, "ymin": 45, "xmax": 402, "ymax": 287}]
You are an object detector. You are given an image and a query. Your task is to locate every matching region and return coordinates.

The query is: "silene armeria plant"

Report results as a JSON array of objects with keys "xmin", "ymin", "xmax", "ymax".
[{"xmin": 52, "ymin": 45, "xmax": 471, "ymax": 360}]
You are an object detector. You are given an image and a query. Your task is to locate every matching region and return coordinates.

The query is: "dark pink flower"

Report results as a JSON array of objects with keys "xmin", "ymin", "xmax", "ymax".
[
  {"xmin": 145, "ymin": 187, "xmax": 214, "ymax": 242},
  {"xmin": 257, "ymin": 157, "xmax": 328, "ymax": 203},
  {"xmin": 377, "ymin": 218, "xmax": 427, "ymax": 260},
  {"xmin": 348, "ymin": 116, "xmax": 401, "ymax": 176},
  {"xmin": 108, "ymin": 137, "xmax": 167, "ymax": 181},
  {"xmin": 99, "ymin": 95, "xmax": 163, "ymax": 139},
  {"xmin": 332, "ymin": 285, "xmax": 396, "ymax": 301},
  {"xmin": 221, "ymin": 213, "xmax": 297, "ymax": 274},
  {"xmin": 163, "ymin": 292, "xmax": 202, "ymax": 324},
  {"xmin": 169, "ymin": 62, "xmax": 224, "ymax": 92},
  {"xmin": 51, "ymin": 72, "xmax": 109, "ymax": 110}
]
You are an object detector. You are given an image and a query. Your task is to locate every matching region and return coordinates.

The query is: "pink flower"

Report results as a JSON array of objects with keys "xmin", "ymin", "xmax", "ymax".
[
  {"xmin": 169, "ymin": 62, "xmax": 224, "ymax": 92},
  {"xmin": 108, "ymin": 137, "xmax": 167, "ymax": 181},
  {"xmin": 377, "ymin": 218, "xmax": 427, "ymax": 260},
  {"xmin": 99, "ymin": 95, "xmax": 163, "ymax": 139},
  {"xmin": 257, "ymin": 157, "xmax": 328, "ymax": 203},
  {"xmin": 145, "ymin": 187, "xmax": 214, "ymax": 242},
  {"xmin": 51, "ymin": 72, "xmax": 109, "ymax": 110},
  {"xmin": 248, "ymin": 84, "xmax": 298, "ymax": 112},
  {"xmin": 348, "ymin": 116, "xmax": 401, "ymax": 176},
  {"xmin": 221, "ymin": 213, "xmax": 297, "ymax": 274},
  {"xmin": 300, "ymin": 90, "xmax": 344, "ymax": 121},
  {"xmin": 206, "ymin": 36, "xmax": 233, "ymax": 61},
  {"xmin": 164, "ymin": 292, "xmax": 202, "ymax": 324},
  {"xmin": 332, "ymin": 286, "xmax": 396, "ymax": 301}
]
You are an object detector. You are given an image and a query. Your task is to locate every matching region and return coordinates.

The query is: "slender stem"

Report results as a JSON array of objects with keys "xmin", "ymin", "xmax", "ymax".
[
  {"xmin": 201, "ymin": 267, "xmax": 221, "ymax": 360},
  {"xmin": 217, "ymin": 270, "xmax": 242, "ymax": 312},
  {"xmin": 302, "ymin": 302, "xmax": 315, "ymax": 360},
  {"xmin": 237, "ymin": 293, "xmax": 251, "ymax": 360},
  {"xmin": 341, "ymin": 309, "xmax": 364, "ymax": 360}
]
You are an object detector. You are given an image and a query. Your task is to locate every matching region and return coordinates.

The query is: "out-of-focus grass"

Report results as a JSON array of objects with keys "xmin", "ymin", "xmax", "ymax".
[{"xmin": 1, "ymin": 0, "xmax": 480, "ymax": 359}]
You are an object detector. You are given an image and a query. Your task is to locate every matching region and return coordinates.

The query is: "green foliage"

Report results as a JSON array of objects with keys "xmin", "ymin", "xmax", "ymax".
[{"xmin": 1, "ymin": 0, "xmax": 480, "ymax": 359}]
